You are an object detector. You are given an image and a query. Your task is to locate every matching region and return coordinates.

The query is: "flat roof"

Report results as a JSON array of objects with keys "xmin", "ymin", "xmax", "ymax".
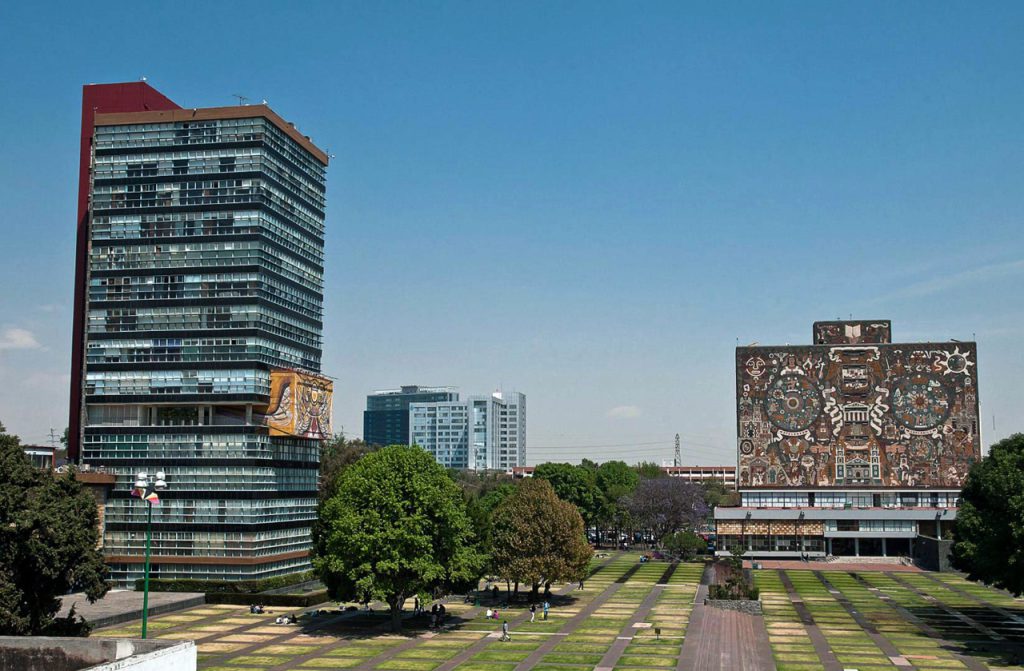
[{"xmin": 94, "ymin": 104, "xmax": 329, "ymax": 165}]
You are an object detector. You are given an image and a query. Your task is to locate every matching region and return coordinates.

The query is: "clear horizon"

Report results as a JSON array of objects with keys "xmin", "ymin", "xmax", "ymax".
[{"xmin": 0, "ymin": 3, "xmax": 1022, "ymax": 464}]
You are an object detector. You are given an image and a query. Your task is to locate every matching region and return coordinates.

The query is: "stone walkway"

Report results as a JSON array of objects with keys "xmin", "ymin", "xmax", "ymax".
[{"xmin": 677, "ymin": 566, "xmax": 775, "ymax": 671}]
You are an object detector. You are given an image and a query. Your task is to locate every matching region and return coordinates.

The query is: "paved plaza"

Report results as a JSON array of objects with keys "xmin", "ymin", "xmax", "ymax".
[{"xmin": 92, "ymin": 553, "xmax": 1024, "ymax": 671}]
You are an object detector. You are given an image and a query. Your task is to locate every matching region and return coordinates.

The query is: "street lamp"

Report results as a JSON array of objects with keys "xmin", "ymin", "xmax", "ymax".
[{"xmin": 133, "ymin": 470, "xmax": 168, "ymax": 639}]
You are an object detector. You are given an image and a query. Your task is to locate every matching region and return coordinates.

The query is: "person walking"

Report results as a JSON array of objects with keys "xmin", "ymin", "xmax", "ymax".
[
  {"xmin": 543, "ymin": 600, "xmax": 550, "ymax": 620},
  {"xmin": 529, "ymin": 603, "xmax": 536, "ymax": 622},
  {"xmin": 414, "ymin": 596, "xmax": 420, "ymax": 614},
  {"xmin": 501, "ymin": 620, "xmax": 511, "ymax": 642}
]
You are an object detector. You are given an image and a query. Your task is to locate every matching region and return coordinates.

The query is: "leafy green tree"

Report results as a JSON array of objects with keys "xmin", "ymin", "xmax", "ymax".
[
  {"xmin": 314, "ymin": 445, "xmax": 483, "ymax": 631},
  {"xmin": 664, "ymin": 530, "xmax": 707, "ymax": 561},
  {"xmin": 491, "ymin": 478, "xmax": 592, "ymax": 598},
  {"xmin": 532, "ymin": 462, "xmax": 600, "ymax": 524},
  {"xmin": 317, "ymin": 432, "xmax": 373, "ymax": 502},
  {"xmin": 635, "ymin": 461, "xmax": 666, "ymax": 479},
  {"xmin": 0, "ymin": 421, "xmax": 109, "ymax": 635},
  {"xmin": 700, "ymin": 478, "xmax": 730, "ymax": 509},
  {"xmin": 952, "ymin": 434, "xmax": 1024, "ymax": 595},
  {"xmin": 465, "ymin": 481, "xmax": 515, "ymax": 572},
  {"xmin": 592, "ymin": 461, "xmax": 639, "ymax": 547}
]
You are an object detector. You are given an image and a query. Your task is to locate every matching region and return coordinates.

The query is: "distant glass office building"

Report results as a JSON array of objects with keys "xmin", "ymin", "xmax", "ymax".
[
  {"xmin": 363, "ymin": 385, "xmax": 458, "ymax": 446},
  {"xmin": 410, "ymin": 391, "xmax": 526, "ymax": 470},
  {"xmin": 67, "ymin": 82, "xmax": 332, "ymax": 584}
]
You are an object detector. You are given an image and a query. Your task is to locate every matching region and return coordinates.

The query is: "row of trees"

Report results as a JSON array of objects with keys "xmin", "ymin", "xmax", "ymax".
[
  {"xmin": 312, "ymin": 440, "xmax": 593, "ymax": 631},
  {"xmin": 311, "ymin": 437, "xmax": 718, "ymax": 631}
]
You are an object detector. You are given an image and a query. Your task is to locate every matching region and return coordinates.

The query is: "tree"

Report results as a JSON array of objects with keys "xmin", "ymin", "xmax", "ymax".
[
  {"xmin": 663, "ymin": 530, "xmax": 707, "ymax": 561},
  {"xmin": 700, "ymin": 478, "xmax": 730, "ymax": 509},
  {"xmin": 952, "ymin": 434, "xmax": 1024, "ymax": 595},
  {"xmin": 317, "ymin": 432, "xmax": 373, "ymax": 502},
  {"xmin": 593, "ymin": 461, "xmax": 639, "ymax": 547},
  {"xmin": 0, "ymin": 421, "xmax": 109, "ymax": 635},
  {"xmin": 622, "ymin": 477, "xmax": 709, "ymax": 546},
  {"xmin": 532, "ymin": 462, "xmax": 600, "ymax": 524},
  {"xmin": 635, "ymin": 461, "xmax": 666, "ymax": 479},
  {"xmin": 314, "ymin": 445, "xmax": 483, "ymax": 631},
  {"xmin": 491, "ymin": 478, "xmax": 592, "ymax": 598}
]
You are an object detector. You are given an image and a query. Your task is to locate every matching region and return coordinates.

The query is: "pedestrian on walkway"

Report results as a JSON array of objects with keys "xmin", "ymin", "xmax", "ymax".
[
  {"xmin": 529, "ymin": 603, "xmax": 536, "ymax": 622},
  {"xmin": 543, "ymin": 600, "xmax": 549, "ymax": 620},
  {"xmin": 578, "ymin": 579, "xmax": 584, "ymax": 590},
  {"xmin": 500, "ymin": 620, "xmax": 511, "ymax": 642},
  {"xmin": 414, "ymin": 596, "xmax": 420, "ymax": 614}
]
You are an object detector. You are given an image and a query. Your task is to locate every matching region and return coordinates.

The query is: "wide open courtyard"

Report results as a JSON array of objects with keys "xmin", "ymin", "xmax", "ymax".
[{"xmin": 93, "ymin": 553, "xmax": 1024, "ymax": 671}]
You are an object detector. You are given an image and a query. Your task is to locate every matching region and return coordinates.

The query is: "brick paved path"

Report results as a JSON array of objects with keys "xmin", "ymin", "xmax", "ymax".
[{"xmin": 677, "ymin": 566, "xmax": 775, "ymax": 671}]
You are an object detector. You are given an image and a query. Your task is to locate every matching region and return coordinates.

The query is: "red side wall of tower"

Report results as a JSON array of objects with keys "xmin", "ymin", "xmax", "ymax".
[{"xmin": 68, "ymin": 83, "xmax": 180, "ymax": 460}]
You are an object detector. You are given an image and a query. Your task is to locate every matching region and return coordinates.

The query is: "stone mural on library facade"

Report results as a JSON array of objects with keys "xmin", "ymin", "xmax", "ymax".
[{"xmin": 737, "ymin": 342, "xmax": 979, "ymax": 489}]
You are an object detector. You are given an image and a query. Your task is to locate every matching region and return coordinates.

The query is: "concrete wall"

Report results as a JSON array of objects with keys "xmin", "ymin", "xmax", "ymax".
[
  {"xmin": 913, "ymin": 535, "xmax": 954, "ymax": 572},
  {"xmin": 0, "ymin": 637, "xmax": 195, "ymax": 671}
]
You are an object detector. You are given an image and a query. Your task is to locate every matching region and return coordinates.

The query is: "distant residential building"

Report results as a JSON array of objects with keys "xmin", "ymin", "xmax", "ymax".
[
  {"xmin": 410, "ymin": 391, "xmax": 526, "ymax": 470},
  {"xmin": 363, "ymin": 386, "xmax": 459, "ymax": 446}
]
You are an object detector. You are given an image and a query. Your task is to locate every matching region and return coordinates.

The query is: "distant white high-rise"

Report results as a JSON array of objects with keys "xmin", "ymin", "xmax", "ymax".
[{"xmin": 410, "ymin": 391, "xmax": 526, "ymax": 470}]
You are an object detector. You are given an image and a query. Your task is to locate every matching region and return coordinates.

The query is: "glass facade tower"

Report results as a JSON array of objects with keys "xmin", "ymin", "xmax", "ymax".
[
  {"xmin": 71, "ymin": 83, "xmax": 331, "ymax": 584},
  {"xmin": 363, "ymin": 385, "xmax": 459, "ymax": 446}
]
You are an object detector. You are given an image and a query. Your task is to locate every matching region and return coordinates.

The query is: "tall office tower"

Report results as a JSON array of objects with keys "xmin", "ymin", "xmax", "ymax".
[
  {"xmin": 714, "ymin": 320, "xmax": 980, "ymax": 569},
  {"xmin": 68, "ymin": 82, "xmax": 332, "ymax": 584},
  {"xmin": 363, "ymin": 385, "xmax": 459, "ymax": 446},
  {"xmin": 410, "ymin": 391, "xmax": 526, "ymax": 470}
]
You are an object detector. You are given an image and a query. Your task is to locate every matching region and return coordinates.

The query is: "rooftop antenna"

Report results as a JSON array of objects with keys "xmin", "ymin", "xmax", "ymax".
[
  {"xmin": 231, "ymin": 93, "xmax": 249, "ymax": 106},
  {"xmin": 674, "ymin": 433, "xmax": 681, "ymax": 467}
]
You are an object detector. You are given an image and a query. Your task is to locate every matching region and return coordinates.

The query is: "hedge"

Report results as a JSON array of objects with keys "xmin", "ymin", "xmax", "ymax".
[
  {"xmin": 205, "ymin": 590, "xmax": 330, "ymax": 608},
  {"xmin": 135, "ymin": 570, "xmax": 315, "ymax": 594}
]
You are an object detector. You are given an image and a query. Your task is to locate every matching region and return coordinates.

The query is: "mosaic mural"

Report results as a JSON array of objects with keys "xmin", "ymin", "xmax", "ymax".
[
  {"xmin": 258, "ymin": 370, "xmax": 333, "ymax": 439},
  {"xmin": 737, "ymin": 329, "xmax": 979, "ymax": 489}
]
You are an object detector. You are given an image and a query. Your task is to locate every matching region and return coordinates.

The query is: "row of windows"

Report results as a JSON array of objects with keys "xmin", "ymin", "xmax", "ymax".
[
  {"xmin": 90, "ymin": 273, "xmax": 322, "ymax": 318},
  {"xmin": 89, "ymin": 241, "xmax": 322, "ymax": 289},
  {"xmin": 86, "ymin": 369, "xmax": 269, "ymax": 397},
  {"xmin": 95, "ymin": 118, "xmax": 325, "ymax": 185},
  {"xmin": 86, "ymin": 336, "xmax": 318, "ymax": 371},
  {"xmin": 82, "ymin": 433, "xmax": 320, "ymax": 462},
  {"xmin": 93, "ymin": 182, "xmax": 323, "ymax": 236},
  {"xmin": 718, "ymin": 535, "xmax": 826, "ymax": 553},
  {"xmin": 106, "ymin": 465, "xmax": 317, "ymax": 492},
  {"xmin": 93, "ymin": 146, "xmax": 324, "ymax": 208},
  {"xmin": 104, "ymin": 496, "xmax": 316, "ymax": 525},
  {"xmin": 93, "ymin": 209, "xmax": 323, "ymax": 259},
  {"xmin": 94, "ymin": 174, "xmax": 322, "ymax": 222},
  {"xmin": 106, "ymin": 554, "xmax": 312, "ymax": 586},
  {"xmin": 87, "ymin": 305, "xmax": 322, "ymax": 348},
  {"xmin": 740, "ymin": 492, "xmax": 960, "ymax": 508}
]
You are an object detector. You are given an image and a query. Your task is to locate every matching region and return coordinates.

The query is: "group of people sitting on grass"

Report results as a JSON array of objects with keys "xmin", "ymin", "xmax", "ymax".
[{"xmin": 274, "ymin": 614, "xmax": 298, "ymax": 625}]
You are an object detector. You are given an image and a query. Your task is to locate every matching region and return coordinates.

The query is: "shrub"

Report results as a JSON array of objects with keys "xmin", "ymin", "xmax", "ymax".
[{"xmin": 136, "ymin": 570, "xmax": 315, "ymax": 594}]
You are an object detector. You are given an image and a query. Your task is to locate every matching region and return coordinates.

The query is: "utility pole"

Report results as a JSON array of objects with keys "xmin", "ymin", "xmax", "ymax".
[
  {"xmin": 674, "ymin": 433, "xmax": 681, "ymax": 467},
  {"xmin": 48, "ymin": 428, "xmax": 60, "ymax": 448}
]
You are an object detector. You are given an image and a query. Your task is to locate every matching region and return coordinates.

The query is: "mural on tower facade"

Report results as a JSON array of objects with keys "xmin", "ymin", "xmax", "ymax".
[
  {"xmin": 257, "ymin": 370, "xmax": 333, "ymax": 439},
  {"xmin": 736, "ymin": 322, "xmax": 979, "ymax": 489}
]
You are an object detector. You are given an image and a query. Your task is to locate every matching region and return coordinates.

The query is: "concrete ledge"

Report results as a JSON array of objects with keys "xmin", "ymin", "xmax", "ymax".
[
  {"xmin": 0, "ymin": 636, "xmax": 195, "ymax": 671},
  {"xmin": 59, "ymin": 591, "xmax": 206, "ymax": 630}
]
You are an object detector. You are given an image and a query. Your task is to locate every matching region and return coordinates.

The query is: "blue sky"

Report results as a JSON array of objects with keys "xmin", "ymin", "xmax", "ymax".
[{"xmin": 0, "ymin": 2, "xmax": 1021, "ymax": 463}]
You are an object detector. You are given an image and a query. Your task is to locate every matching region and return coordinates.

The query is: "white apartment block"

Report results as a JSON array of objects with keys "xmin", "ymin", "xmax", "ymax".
[{"xmin": 410, "ymin": 391, "xmax": 525, "ymax": 470}]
